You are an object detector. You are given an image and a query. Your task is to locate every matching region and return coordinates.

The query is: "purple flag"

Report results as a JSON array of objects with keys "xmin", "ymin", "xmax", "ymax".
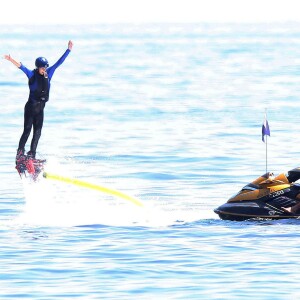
[{"xmin": 262, "ymin": 118, "xmax": 270, "ymax": 142}]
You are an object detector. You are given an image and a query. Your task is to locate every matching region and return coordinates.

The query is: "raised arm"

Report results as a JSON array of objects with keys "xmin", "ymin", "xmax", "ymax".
[
  {"xmin": 3, "ymin": 54, "xmax": 21, "ymax": 68},
  {"xmin": 46, "ymin": 40, "xmax": 73, "ymax": 79}
]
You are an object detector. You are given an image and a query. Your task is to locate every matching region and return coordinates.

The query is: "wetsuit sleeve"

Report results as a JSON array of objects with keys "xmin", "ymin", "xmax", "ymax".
[
  {"xmin": 47, "ymin": 49, "xmax": 71, "ymax": 79},
  {"xmin": 19, "ymin": 64, "xmax": 34, "ymax": 79}
]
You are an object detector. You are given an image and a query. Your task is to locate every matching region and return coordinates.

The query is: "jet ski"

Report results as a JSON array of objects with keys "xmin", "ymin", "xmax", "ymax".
[{"xmin": 214, "ymin": 167, "xmax": 300, "ymax": 221}]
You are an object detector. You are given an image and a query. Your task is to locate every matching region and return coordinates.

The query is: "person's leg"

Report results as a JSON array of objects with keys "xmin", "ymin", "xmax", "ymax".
[
  {"xmin": 18, "ymin": 102, "xmax": 34, "ymax": 152},
  {"xmin": 29, "ymin": 102, "xmax": 45, "ymax": 158}
]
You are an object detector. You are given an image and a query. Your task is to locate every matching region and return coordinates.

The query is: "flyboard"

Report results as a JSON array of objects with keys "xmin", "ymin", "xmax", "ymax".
[
  {"xmin": 16, "ymin": 154, "xmax": 143, "ymax": 207},
  {"xmin": 16, "ymin": 152, "xmax": 46, "ymax": 181}
]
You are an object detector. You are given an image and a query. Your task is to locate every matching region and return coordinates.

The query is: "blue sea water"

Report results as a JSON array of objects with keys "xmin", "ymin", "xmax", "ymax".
[{"xmin": 1, "ymin": 23, "xmax": 300, "ymax": 299}]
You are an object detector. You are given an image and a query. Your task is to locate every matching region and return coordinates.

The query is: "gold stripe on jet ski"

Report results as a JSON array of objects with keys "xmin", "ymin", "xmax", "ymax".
[
  {"xmin": 228, "ymin": 189, "xmax": 268, "ymax": 202},
  {"xmin": 228, "ymin": 183, "xmax": 290, "ymax": 202},
  {"xmin": 268, "ymin": 184, "xmax": 290, "ymax": 193}
]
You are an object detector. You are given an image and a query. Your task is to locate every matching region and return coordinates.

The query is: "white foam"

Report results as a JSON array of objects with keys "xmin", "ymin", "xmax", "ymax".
[{"xmin": 12, "ymin": 158, "xmax": 209, "ymax": 228}]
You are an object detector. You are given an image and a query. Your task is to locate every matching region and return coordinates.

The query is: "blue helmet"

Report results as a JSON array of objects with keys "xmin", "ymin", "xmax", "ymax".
[{"xmin": 35, "ymin": 57, "xmax": 49, "ymax": 68}]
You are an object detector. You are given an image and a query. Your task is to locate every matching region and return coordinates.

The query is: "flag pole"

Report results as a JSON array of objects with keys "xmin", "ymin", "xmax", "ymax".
[
  {"xmin": 265, "ymin": 109, "xmax": 268, "ymax": 174},
  {"xmin": 265, "ymin": 131, "xmax": 267, "ymax": 174},
  {"xmin": 262, "ymin": 109, "xmax": 270, "ymax": 175}
]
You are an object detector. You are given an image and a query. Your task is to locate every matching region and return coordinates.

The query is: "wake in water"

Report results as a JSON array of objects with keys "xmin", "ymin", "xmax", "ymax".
[{"xmin": 12, "ymin": 157, "xmax": 212, "ymax": 227}]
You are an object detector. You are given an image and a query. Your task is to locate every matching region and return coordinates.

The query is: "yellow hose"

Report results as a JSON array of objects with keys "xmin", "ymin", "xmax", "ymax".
[{"xmin": 43, "ymin": 172, "xmax": 143, "ymax": 207}]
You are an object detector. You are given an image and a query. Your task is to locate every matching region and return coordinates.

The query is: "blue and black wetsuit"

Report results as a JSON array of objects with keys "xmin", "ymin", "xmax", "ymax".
[{"xmin": 18, "ymin": 49, "xmax": 71, "ymax": 156}]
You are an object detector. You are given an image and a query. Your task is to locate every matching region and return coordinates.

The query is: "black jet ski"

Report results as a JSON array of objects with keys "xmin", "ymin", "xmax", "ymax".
[{"xmin": 214, "ymin": 167, "xmax": 300, "ymax": 221}]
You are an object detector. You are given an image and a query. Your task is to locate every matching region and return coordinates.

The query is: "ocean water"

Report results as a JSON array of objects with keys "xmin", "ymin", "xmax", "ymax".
[{"xmin": 1, "ymin": 23, "xmax": 300, "ymax": 299}]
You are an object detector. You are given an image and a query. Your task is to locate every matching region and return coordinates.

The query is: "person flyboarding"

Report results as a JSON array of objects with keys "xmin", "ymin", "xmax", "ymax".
[{"xmin": 4, "ymin": 40, "xmax": 73, "ymax": 162}]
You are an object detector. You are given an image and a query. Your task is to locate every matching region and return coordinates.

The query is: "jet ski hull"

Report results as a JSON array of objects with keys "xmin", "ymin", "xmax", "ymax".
[{"xmin": 214, "ymin": 201, "xmax": 299, "ymax": 221}]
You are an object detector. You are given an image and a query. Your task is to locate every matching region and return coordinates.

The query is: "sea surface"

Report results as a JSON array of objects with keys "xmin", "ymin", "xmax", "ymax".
[{"xmin": 1, "ymin": 23, "xmax": 300, "ymax": 299}]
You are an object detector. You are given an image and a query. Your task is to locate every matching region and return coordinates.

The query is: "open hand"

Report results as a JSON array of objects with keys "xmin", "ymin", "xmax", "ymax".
[
  {"xmin": 68, "ymin": 40, "xmax": 73, "ymax": 50},
  {"xmin": 3, "ymin": 54, "xmax": 11, "ymax": 61}
]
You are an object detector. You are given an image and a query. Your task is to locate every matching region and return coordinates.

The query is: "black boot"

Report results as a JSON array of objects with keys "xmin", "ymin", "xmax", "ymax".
[
  {"xmin": 16, "ymin": 148, "xmax": 25, "ymax": 165},
  {"xmin": 27, "ymin": 151, "xmax": 36, "ymax": 159}
]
